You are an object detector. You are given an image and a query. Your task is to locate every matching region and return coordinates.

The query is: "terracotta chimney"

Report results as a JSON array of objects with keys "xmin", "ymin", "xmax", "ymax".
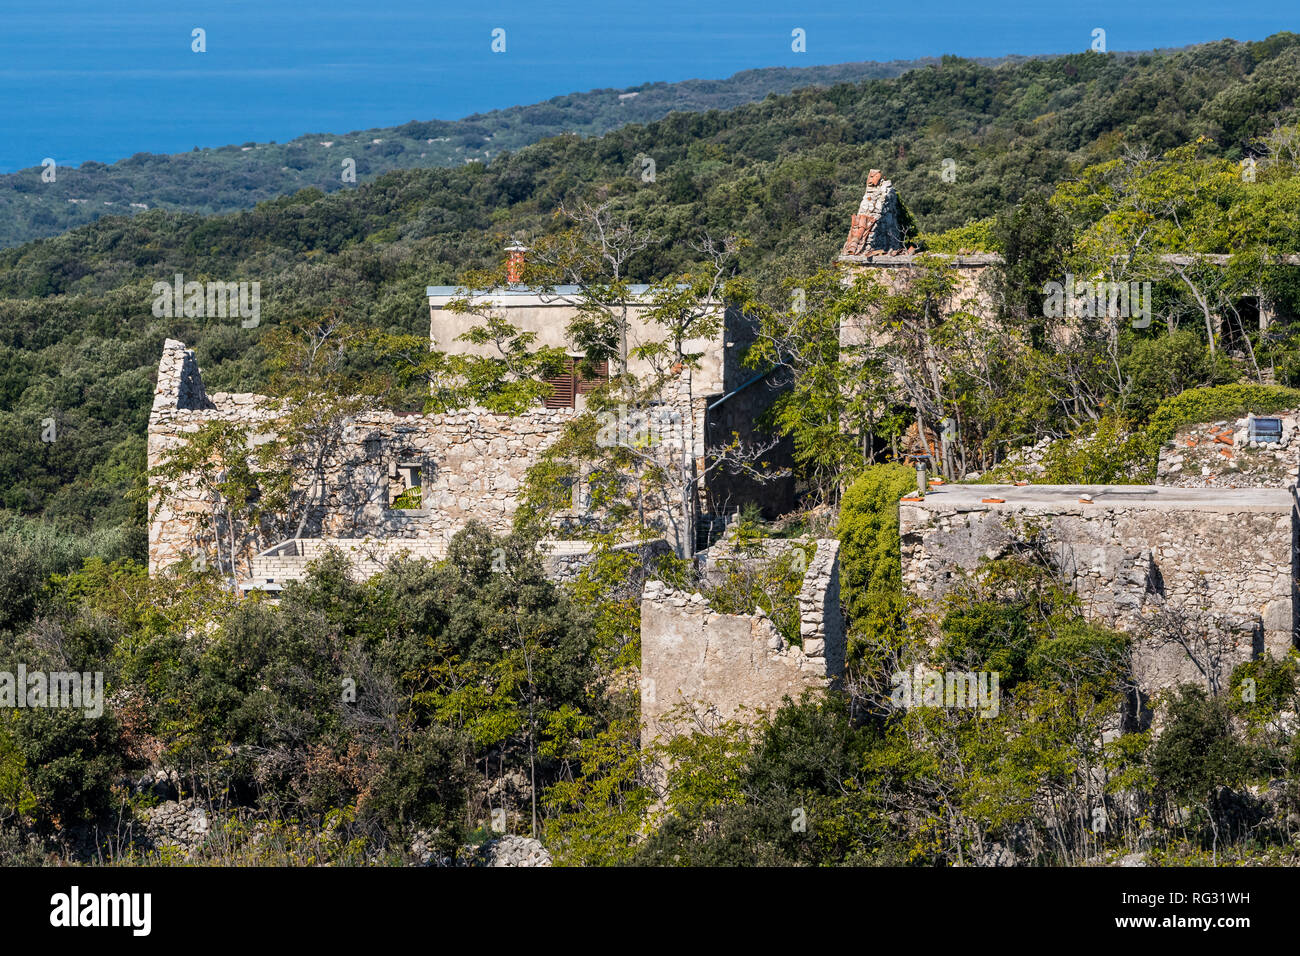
[{"xmin": 505, "ymin": 241, "xmax": 528, "ymax": 284}]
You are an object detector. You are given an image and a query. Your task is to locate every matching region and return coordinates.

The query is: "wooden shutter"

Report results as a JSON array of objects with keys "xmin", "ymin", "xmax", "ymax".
[
  {"xmin": 576, "ymin": 360, "xmax": 609, "ymax": 395},
  {"xmin": 544, "ymin": 358, "xmax": 607, "ymax": 408},
  {"xmin": 544, "ymin": 363, "xmax": 575, "ymax": 408}
]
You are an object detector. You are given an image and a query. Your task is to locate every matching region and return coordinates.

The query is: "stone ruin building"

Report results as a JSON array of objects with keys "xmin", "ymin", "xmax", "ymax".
[
  {"xmin": 147, "ymin": 248, "xmax": 793, "ymax": 590},
  {"xmin": 148, "ymin": 338, "xmax": 574, "ymax": 583},
  {"xmin": 901, "ymin": 484, "xmax": 1295, "ymax": 703},
  {"xmin": 830, "ymin": 169, "xmax": 1300, "ymax": 708},
  {"xmin": 835, "ymin": 171, "xmax": 1292, "ymax": 424},
  {"xmin": 146, "ymin": 168, "xmax": 1300, "ymax": 746}
]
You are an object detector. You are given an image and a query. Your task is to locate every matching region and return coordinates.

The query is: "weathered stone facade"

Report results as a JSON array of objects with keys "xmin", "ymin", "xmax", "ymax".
[
  {"xmin": 900, "ymin": 484, "xmax": 1297, "ymax": 696},
  {"xmin": 148, "ymin": 339, "xmax": 579, "ymax": 576},
  {"xmin": 639, "ymin": 539, "xmax": 844, "ymax": 740},
  {"xmin": 428, "ymin": 286, "xmax": 730, "ymax": 403},
  {"xmin": 149, "ymin": 257, "xmax": 793, "ymax": 578},
  {"xmin": 148, "ymin": 340, "xmax": 278, "ymax": 574},
  {"xmin": 837, "ymin": 251, "xmax": 1000, "ymax": 352},
  {"xmin": 429, "ymin": 283, "xmax": 795, "ymax": 519}
]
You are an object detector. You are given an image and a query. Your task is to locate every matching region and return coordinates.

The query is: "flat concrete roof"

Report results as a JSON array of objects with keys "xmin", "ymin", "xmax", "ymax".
[
  {"xmin": 427, "ymin": 284, "xmax": 656, "ymax": 298},
  {"xmin": 904, "ymin": 483, "xmax": 1296, "ymax": 513}
]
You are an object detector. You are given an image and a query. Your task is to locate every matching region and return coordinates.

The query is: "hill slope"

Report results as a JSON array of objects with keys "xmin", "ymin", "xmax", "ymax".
[
  {"xmin": 0, "ymin": 55, "xmax": 1038, "ymax": 250},
  {"xmin": 4, "ymin": 34, "xmax": 1300, "ymax": 550}
]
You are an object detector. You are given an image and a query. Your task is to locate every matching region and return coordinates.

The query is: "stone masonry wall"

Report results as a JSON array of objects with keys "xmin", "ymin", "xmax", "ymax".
[
  {"xmin": 640, "ymin": 539, "xmax": 843, "ymax": 741},
  {"xmin": 150, "ymin": 400, "xmax": 573, "ymax": 575},
  {"xmin": 243, "ymin": 537, "xmax": 675, "ymax": 593},
  {"xmin": 152, "ymin": 338, "xmax": 213, "ymax": 414},
  {"xmin": 247, "ymin": 537, "xmax": 449, "ymax": 586},
  {"xmin": 900, "ymin": 487, "xmax": 1296, "ymax": 697},
  {"xmin": 148, "ymin": 339, "xmax": 705, "ymax": 575},
  {"xmin": 148, "ymin": 340, "xmax": 583, "ymax": 574},
  {"xmin": 148, "ymin": 342, "xmax": 277, "ymax": 574},
  {"xmin": 540, "ymin": 538, "xmax": 673, "ymax": 585}
]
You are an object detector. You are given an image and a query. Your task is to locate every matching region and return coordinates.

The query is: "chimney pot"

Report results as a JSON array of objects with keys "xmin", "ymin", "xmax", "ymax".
[{"xmin": 505, "ymin": 241, "xmax": 528, "ymax": 285}]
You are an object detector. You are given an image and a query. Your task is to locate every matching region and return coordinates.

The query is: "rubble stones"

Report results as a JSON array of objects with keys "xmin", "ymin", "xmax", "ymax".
[
  {"xmin": 143, "ymin": 799, "xmax": 210, "ymax": 855},
  {"xmin": 409, "ymin": 832, "xmax": 552, "ymax": 867},
  {"xmin": 1156, "ymin": 412, "xmax": 1300, "ymax": 488},
  {"xmin": 473, "ymin": 835, "xmax": 553, "ymax": 867}
]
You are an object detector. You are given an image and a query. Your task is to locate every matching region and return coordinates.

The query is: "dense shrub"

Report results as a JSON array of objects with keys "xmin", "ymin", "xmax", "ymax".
[
  {"xmin": 1152, "ymin": 686, "xmax": 1253, "ymax": 822},
  {"xmin": 836, "ymin": 463, "xmax": 915, "ymax": 624},
  {"xmin": 1120, "ymin": 329, "xmax": 1232, "ymax": 420}
]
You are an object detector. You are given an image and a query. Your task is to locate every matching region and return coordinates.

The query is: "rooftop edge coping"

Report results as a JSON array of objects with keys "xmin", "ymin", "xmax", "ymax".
[{"xmin": 901, "ymin": 483, "xmax": 1297, "ymax": 513}]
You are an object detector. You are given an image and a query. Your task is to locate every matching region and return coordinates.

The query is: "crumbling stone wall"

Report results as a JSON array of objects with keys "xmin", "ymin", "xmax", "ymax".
[
  {"xmin": 540, "ymin": 538, "xmax": 673, "ymax": 585},
  {"xmin": 152, "ymin": 338, "xmax": 213, "ymax": 413},
  {"xmin": 799, "ymin": 539, "xmax": 845, "ymax": 672},
  {"xmin": 639, "ymin": 539, "xmax": 844, "ymax": 740},
  {"xmin": 697, "ymin": 536, "xmax": 812, "ymax": 588},
  {"xmin": 149, "ymin": 340, "xmax": 720, "ymax": 575},
  {"xmin": 148, "ymin": 341, "xmax": 279, "ymax": 574},
  {"xmin": 900, "ymin": 487, "xmax": 1297, "ymax": 696},
  {"xmin": 152, "ymin": 401, "xmax": 573, "ymax": 574},
  {"xmin": 247, "ymin": 536, "xmax": 449, "ymax": 587},
  {"xmin": 148, "ymin": 340, "xmax": 585, "ymax": 574}
]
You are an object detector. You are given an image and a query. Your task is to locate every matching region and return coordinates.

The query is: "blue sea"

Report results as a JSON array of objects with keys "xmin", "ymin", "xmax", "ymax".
[{"xmin": 0, "ymin": 0, "xmax": 1294, "ymax": 173}]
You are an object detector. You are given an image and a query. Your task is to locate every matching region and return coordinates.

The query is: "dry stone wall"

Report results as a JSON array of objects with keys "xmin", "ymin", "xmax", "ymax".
[
  {"xmin": 143, "ymin": 800, "xmax": 210, "ymax": 856},
  {"xmin": 901, "ymin": 486, "xmax": 1297, "ymax": 697}
]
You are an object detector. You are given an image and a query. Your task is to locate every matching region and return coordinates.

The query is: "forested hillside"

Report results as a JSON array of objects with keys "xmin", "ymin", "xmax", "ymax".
[
  {"xmin": 3, "ymin": 34, "xmax": 1300, "ymax": 555},
  {"xmin": 6, "ymin": 32, "xmax": 1300, "ymax": 870},
  {"xmin": 0, "ymin": 54, "xmax": 1011, "ymax": 250}
]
